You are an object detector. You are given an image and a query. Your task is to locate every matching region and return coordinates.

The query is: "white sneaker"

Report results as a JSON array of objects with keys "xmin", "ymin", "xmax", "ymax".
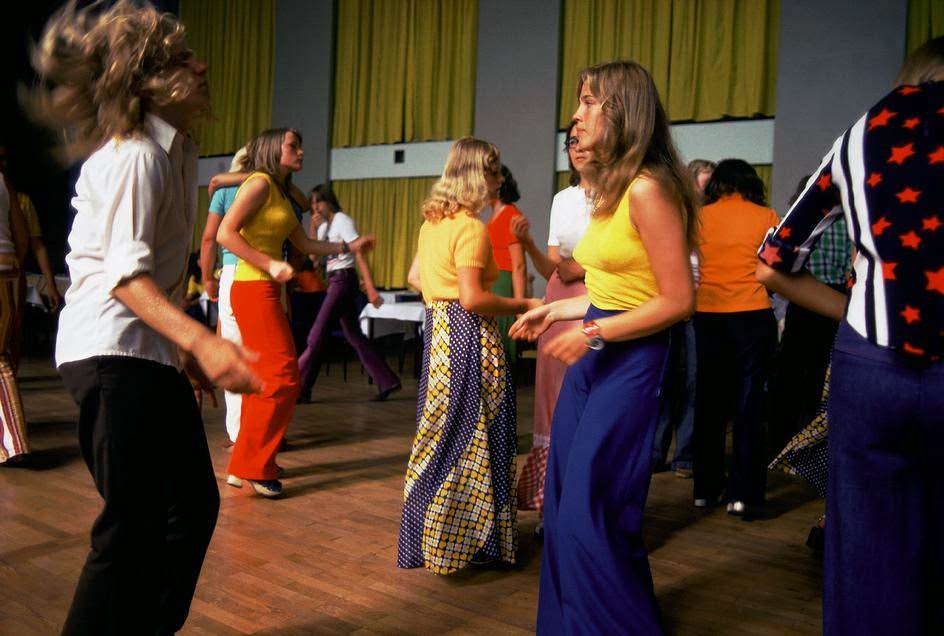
[{"xmin": 226, "ymin": 474, "xmax": 243, "ymax": 488}]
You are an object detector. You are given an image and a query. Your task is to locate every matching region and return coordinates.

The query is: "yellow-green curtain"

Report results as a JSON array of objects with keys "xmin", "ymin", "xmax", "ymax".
[
  {"xmin": 906, "ymin": 0, "xmax": 944, "ymax": 54},
  {"xmin": 180, "ymin": 0, "xmax": 275, "ymax": 156},
  {"xmin": 332, "ymin": 177, "xmax": 439, "ymax": 288},
  {"xmin": 333, "ymin": 0, "xmax": 478, "ymax": 147},
  {"xmin": 556, "ymin": 171, "xmax": 574, "ymax": 193},
  {"xmin": 753, "ymin": 164, "xmax": 772, "ymax": 202},
  {"xmin": 192, "ymin": 186, "xmax": 210, "ymax": 253},
  {"xmin": 558, "ymin": 0, "xmax": 779, "ymax": 127}
]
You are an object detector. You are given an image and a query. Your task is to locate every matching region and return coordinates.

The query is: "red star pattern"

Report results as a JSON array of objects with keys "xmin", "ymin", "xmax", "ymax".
[
  {"xmin": 929, "ymin": 146, "xmax": 944, "ymax": 164},
  {"xmin": 903, "ymin": 117, "xmax": 921, "ymax": 129},
  {"xmin": 882, "ymin": 262, "xmax": 898, "ymax": 280},
  {"xmin": 903, "ymin": 342, "xmax": 926, "ymax": 356},
  {"xmin": 900, "ymin": 305, "xmax": 921, "ymax": 324},
  {"xmin": 759, "ymin": 244, "xmax": 781, "ymax": 266},
  {"xmin": 778, "ymin": 227, "xmax": 792, "ymax": 239},
  {"xmin": 871, "ymin": 216, "xmax": 892, "ymax": 235},
  {"xmin": 867, "ymin": 172, "xmax": 883, "ymax": 187},
  {"xmin": 927, "ymin": 267, "xmax": 944, "ymax": 294},
  {"xmin": 816, "ymin": 173, "xmax": 832, "ymax": 191},
  {"xmin": 888, "ymin": 143, "xmax": 915, "ymax": 165},
  {"xmin": 923, "ymin": 215, "xmax": 942, "ymax": 232},
  {"xmin": 895, "ymin": 187, "xmax": 921, "ymax": 204},
  {"xmin": 869, "ymin": 108, "xmax": 897, "ymax": 130},
  {"xmin": 900, "ymin": 231, "xmax": 922, "ymax": 249},
  {"xmin": 939, "ymin": 107, "xmax": 944, "ymax": 116},
  {"xmin": 899, "ymin": 86, "xmax": 921, "ymax": 96}
]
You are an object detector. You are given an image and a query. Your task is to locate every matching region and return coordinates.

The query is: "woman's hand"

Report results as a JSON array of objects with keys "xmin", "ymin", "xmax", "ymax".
[
  {"xmin": 545, "ymin": 328, "xmax": 588, "ymax": 365},
  {"xmin": 509, "ymin": 301, "xmax": 554, "ymax": 341},
  {"xmin": 267, "ymin": 260, "xmax": 295, "ymax": 282},
  {"xmin": 350, "ymin": 235, "xmax": 376, "ymax": 253},
  {"xmin": 510, "ymin": 215, "xmax": 532, "ymax": 243}
]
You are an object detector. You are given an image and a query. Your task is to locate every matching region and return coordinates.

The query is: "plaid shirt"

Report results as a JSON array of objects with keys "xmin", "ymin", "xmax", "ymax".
[{"xmin": 806, "ymin": 216, "xmax": 853, "ymax": 286}]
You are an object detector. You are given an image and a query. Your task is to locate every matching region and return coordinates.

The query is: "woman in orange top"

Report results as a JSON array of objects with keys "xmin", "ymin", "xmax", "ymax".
[
  {"xmin": 218, "ymin": 128, "xmax": 373, "ymax": 497},
  {"xmin": 692, "ymin": 159, "xmax": 781, "ymax": 516},
  {"xmin": 486, "ymin": 165, "xmax": 527, "ymax": 362}
]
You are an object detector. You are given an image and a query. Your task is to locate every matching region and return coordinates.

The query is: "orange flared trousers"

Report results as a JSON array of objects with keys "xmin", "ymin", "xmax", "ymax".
[{"xmin": 228, "ymin": 280, "xmax": 299, "ymax": 480}]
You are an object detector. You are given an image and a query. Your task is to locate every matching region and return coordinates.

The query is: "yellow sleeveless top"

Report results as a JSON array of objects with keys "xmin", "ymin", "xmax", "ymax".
[
  {"xmin": 233, "ymin": 172, "xmax": 298, "ymax": 282},
  {"xmin": 572, "ymin": 179, "xmax": 660, "ymax": 310}
]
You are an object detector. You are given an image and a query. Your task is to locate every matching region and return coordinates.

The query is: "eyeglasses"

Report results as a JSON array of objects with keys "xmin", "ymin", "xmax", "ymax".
[{"xmin": 565, "ymin": 137, "xmax": 578, "ymax": 148}]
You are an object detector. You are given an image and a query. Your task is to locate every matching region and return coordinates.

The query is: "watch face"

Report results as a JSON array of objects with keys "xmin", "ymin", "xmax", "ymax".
[{"xmin": 587, "ymin": 335, "xmax": 605, "ymax": 351}]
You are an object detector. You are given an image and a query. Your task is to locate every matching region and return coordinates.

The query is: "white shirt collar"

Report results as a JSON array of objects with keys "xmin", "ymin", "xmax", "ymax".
[{"xmin": 143, "ymin": 113, "xmax": 181, "ymax": 155}]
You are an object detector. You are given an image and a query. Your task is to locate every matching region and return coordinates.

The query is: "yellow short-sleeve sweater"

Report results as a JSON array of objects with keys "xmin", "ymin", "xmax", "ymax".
[{"xmin": 417, "ymin": 212, "xmax": 497, "ymax": 302}]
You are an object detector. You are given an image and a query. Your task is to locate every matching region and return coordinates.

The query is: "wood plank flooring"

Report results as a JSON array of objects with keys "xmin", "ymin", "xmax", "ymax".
[{"xmin": 1, "ymin": 355, "xmax": 824, "ymax": 635}]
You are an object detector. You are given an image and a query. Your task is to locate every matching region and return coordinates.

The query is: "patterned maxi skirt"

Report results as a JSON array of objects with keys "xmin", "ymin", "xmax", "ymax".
[
  {"xmin": 769, "ymin": 366, "xmax": 830, "ymax": 498},
  {"xmin": 397, "ymin": 300, "xmax": 518, "ymax": 574}
]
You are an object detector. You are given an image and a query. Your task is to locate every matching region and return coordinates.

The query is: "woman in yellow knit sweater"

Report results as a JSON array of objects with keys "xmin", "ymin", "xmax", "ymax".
[
  {"xmin": 511, "ymin": 61, "xmax": 697, "ymax": 634},
  {"xmin": 397, "ymin": 138, "xmax": 540, "ymax": 574}
]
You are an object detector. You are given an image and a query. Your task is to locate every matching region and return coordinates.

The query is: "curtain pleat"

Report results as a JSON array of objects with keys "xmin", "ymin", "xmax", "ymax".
[
  {"xmin": 179, "ymin": 0, "xmax": 275, "ymax": 156},
  {"xmin": 332, "ymin": 177, "xmax": 439, "ymax": 288},
  {"xmin": 333, "ymin": 0, "xmax": 477, "ymax": 147},
  {"xmin": 558, "ymin": 0, "xmax": 779, "ymax": 127}
]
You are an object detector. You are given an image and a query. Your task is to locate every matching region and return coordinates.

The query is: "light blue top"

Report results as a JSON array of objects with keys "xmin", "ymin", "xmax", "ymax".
[{"xmin": 209, "ymin": 186, "xmax": 239, "ymax": 266}]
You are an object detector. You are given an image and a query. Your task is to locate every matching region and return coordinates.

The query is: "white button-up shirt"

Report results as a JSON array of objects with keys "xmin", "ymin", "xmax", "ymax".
[{"xmin": 56, "ymin": 114, "xmax": 198, "ymax": 370}]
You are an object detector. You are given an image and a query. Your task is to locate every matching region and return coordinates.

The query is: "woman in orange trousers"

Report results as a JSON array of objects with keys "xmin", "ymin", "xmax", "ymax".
[{"xmin": 218, "ymin": 128, "xmax": 373, "ymax": 497}]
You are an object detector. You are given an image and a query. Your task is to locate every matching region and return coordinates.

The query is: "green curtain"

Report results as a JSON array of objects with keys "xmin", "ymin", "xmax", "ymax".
[
  {"xmin": 558, "ymin": 0, "xmax": 779, "ymax": 127},
  {"xmin": 906, "ymin": 0, "xmax": 944, "ymax": 54},
  {"xmin": 179, "ymin": 0, "xmax": 275, "ymax": 156},
  {"xmin": 556, "ymin": 171, "xmax": 573, "ymax": 193},
  {"xmin": 332, "ymin": 177, "xmax": 439, "ymax": 288},
  {"xmin": 753, "ymin": 164, "xmax": 773, "ymax": 204},
  {"xmin": 333, "ymin": 0, "xmax": 478, "ymax": 147}
]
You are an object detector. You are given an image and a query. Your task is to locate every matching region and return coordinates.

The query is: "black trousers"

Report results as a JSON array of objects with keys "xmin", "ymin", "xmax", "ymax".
[
  {"xmin": 766, "ymin": 300, "xmax": 840, "ymax": 458},
  {"xmin": 58, "ymin": 356, "xmax": 220, "ymax": 636},
  {"xmin": 693, "ymin": 309, "xmax": 777, "ymax": 506}
]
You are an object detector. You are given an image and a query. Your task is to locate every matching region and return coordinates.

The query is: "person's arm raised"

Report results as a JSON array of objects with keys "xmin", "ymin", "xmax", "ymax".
[{"xmin": 510, "ymin": 215, "xmax": 559, "ymax": 281}]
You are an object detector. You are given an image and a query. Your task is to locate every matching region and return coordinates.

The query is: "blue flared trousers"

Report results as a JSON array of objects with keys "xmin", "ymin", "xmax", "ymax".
[
  {"xmin": 537, "ymin": 306, "xmax": 669, "ymax": 635},
  {"xmin": 825, "ymin": 322, "xmax": 944, "ymax": 635}
]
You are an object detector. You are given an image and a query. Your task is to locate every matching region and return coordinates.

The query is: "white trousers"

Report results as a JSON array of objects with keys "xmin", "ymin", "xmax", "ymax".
[{"xmin": 218, "ymin": 264, "xmax": 242, "ymax": 442}]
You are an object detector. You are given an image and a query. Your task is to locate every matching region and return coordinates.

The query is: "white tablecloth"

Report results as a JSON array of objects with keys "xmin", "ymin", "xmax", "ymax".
[
  {"xmin": 25, "ymin": 273, "xmax": 70, "ymax": 309},
  {"xmin": 359, "ymin": 300, "xmax": 426, "ymax": 339}
]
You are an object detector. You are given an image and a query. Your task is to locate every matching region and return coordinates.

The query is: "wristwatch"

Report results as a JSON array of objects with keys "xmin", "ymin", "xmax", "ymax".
[
  {"xmin": 340, "ymin": 241, "xmax": 350, "ymax": 254},
  {"xmin": 581, "ymin": 320, "xmax": 605, "ymax": 351}
]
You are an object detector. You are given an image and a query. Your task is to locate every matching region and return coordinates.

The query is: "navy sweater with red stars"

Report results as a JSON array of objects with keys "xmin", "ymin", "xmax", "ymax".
[{"xmin": 759, "ymin": 81, "xmax": 944, "ymax": 361}]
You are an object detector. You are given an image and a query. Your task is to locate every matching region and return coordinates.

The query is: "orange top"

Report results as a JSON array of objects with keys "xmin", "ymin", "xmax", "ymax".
[
  {"xmin": 486, "ymin": 203, "xmax": 522, "ymax": 271},
  {"xmin": 696, "ymin": 194, "xmax": 782, "ymax": 313}
]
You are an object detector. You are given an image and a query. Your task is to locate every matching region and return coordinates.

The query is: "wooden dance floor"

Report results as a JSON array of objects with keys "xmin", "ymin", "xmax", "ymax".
[{"xmin": 2, "ymin": 355, "xmax": 823, "ymax": 635}]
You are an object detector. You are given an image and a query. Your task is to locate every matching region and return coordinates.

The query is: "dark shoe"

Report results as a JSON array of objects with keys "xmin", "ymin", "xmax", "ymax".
[
  {"xmin": 0, "ymin": 454, "xmax": 31, "ymax": 468},
  {"xmin": 673, "ymin": 468, "xmax": 693, "ymax": 479},
  {"xmin": 651, "ymin": 461, "xmax": 670, "ymax": 474},
  {"xmin": 376, "ymin": 382, "xmax": 402, "ymax": 401},
  {"xmin": 296, "ymin": 391, "xmax": 312, "ymax": 405},
  {"xmin": 806, "ymin": 526, "xmax": 825, "ymax": 551},
  {"xmin": 248, "ymin": 479, "xmax": 283, "ymax": 498}
]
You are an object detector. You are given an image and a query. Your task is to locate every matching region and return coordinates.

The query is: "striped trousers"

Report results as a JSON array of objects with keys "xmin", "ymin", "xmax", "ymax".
[{"xmin": 0, "ymin": 269, "xmax": 28, "ymax": 463}]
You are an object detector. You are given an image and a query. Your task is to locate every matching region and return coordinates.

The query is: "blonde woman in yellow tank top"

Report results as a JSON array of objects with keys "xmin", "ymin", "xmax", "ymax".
[
  {"xmin": 510, "ymin": 62, "xmax": 698, "ymax": 634},
  {"xmin": 217, "ymin": 128, "xmax": 374, "ymax": 498}
]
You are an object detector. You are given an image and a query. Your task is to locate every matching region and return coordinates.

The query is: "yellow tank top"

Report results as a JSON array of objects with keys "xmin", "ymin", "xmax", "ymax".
[
  {"xmin": 572, "ymin": 179, "xmax": 660, "ymax": 310},
  {"xmin": 233, "ymin": 172, "xmax": 298, "ymax": 282}
]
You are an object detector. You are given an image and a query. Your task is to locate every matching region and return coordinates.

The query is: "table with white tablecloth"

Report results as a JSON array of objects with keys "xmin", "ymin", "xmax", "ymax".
[{"xmin": 358, "ymin": 291, "xmax": 426, "ymax": 376}]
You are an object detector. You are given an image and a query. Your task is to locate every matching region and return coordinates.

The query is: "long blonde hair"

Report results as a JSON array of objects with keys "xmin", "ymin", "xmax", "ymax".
[
  {"xmin": 25, "ymin": 0, "xmax": 201, "ymax": 162},
  {"xmin": 422, "ymin": 137, "xmax": 500, "ymax": 222},
  {"xmin": 577, "ymin": 61, "xmax": 698, "ymax": 248},
  {"xmin": 896, "ymin": 36, "xmax": 944, "ymax": 86}
]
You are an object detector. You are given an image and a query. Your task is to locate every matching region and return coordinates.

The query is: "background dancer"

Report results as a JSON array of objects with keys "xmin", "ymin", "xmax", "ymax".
[{"xmin": 296, "ymin": 184, "xmax": 400, "ymax": 403}]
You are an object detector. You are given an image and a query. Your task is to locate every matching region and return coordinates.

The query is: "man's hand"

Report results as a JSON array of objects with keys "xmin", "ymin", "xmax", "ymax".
[
  {"xmin": 44, "ymin": 287, "xmax": 62, "ymax": 313},
  {"xmin": 367, "ymin": 289, "xmax": 384, "ymax": 308},
  {"xmin": 350, "ymin": 235, "xmax": 376, "ymax": 253},
  {"xmin": 190, "ymin": 332, "xmax": 262, "ymax": 394},
  {"xmin": 182, "ymin": 350, "xmax": 218, "ymax": 410}
]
